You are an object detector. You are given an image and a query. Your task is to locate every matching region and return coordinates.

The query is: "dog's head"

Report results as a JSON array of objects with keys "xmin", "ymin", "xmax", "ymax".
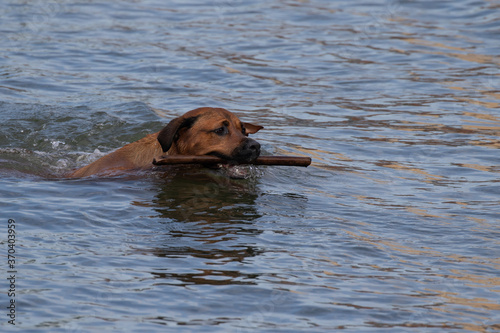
[{"xmin": 157, "ymin": 107, "xmax": 263, "ymax": 163}]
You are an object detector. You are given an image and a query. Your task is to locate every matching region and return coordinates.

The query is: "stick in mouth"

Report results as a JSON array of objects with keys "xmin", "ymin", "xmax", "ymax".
[{"xmin": 152, "ymin": 155, "xmax": 311, "ymax": 167}]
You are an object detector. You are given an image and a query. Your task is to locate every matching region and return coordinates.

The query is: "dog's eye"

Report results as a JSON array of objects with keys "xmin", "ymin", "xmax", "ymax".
[{"xmin": 213, "ymin": 126, "xmax": 228, "ymax": 136}]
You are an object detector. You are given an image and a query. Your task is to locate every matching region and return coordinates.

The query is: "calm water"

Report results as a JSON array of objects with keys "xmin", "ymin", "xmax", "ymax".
[{"xmin": 1, "ymin": 0, "xmax": 499, "ymax": 332}]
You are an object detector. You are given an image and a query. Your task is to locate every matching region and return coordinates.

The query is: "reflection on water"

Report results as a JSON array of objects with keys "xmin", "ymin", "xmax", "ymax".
[
  {"xmin": 134, "ymin": 169, "xmax": 265, "ymax": 286},
  {"xmin": 1, "ymin": 0, "xmax": 499, "ymax": 331},
  {"xmin": 151, "ymin": 169, "xmax": 261, "ymax": 224}
]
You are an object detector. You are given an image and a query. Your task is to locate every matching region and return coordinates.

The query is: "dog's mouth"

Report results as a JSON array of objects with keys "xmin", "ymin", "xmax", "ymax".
[
  {"xmin": 206, "ymin": 138, "xmax": 261, "ymax": 165},
  {"xmin": 206, "ymin": 151, "xmax": 258, "ymax": 164},
  {"xmin": 205, "ymin": 152, "xmax": 259, "ymax": 179}
]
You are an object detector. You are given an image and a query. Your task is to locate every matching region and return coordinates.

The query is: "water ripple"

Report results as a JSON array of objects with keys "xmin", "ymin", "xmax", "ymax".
[{"xmin": 1, "ymin": 0, "xmax": 499, "ymax": 331}]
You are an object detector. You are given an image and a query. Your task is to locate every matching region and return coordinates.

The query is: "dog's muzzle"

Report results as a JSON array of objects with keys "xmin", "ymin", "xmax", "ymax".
[
  {"xmin": 233, "ymin": 138, "xmax": 261, "ymax": 163},
  {"xmin": 206, "ymin": 138, "xmax": 261, "ymax": 179}
]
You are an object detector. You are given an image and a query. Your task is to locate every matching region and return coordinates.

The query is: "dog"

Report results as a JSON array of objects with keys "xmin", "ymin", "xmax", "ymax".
[{"xmin": 68, "ymin": 107, "xmax": 263, "ymax": 178}]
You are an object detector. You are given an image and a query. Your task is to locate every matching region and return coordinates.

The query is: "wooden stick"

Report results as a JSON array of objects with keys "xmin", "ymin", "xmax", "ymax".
[{"xmin": 153, "ymin": 155, "xmax": 311, "ymax": 167}]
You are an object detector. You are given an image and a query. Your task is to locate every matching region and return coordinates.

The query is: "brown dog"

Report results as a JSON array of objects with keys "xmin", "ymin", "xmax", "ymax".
[{"xmin": 69, "ymin": 107, "xmax": 263, "ymax": 178}]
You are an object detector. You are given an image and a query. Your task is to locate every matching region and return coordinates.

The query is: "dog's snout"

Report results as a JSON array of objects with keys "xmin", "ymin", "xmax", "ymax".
[
  {"xmin": 245, "ymin": 139, "xmax": 261, "ymax": 154},
  {"xmin": 227, "ymin": 138, "xmax": 261, "ymax": 163}
]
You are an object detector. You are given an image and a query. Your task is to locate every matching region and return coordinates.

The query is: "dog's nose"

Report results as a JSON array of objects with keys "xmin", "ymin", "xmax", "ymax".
[
  {"xmin": 245, "ymin": 139, "xmax": 261, "ymax": 155},
  {"xmin": 231, "ymin": 138, "xmax": 261, "ymax": 163}
]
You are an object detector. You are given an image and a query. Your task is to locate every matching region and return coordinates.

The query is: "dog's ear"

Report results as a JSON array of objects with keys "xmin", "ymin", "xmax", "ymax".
[
  {"xmin": 157, "ymin": 116, "xmax": 199, "ymax": 152},
  {"xmin": 243, "ymin": 123, "xmax": 263, "ymax": 135}
]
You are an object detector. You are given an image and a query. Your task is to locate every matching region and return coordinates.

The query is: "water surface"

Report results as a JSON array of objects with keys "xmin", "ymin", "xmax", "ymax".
[{"xmin": 1, "ymin": 0, "xmax": 499, "ymax": 332}]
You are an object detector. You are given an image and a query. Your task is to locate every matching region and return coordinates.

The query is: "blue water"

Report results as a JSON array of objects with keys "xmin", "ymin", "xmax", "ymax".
[{"xmin": 1, "ymin": 0, "xmax": 499, "ymax": 332}]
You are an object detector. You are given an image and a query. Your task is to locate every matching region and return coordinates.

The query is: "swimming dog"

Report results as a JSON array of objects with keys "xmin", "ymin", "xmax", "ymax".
[{"xmin": 69, "ymin": 107, "xmax": 263, "ymax": 178}]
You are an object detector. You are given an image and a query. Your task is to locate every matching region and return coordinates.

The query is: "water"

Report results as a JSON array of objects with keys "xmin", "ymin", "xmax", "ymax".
[{"xmin": 1, "ymin": 0, "xmax": 499, "ymax": 331}]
